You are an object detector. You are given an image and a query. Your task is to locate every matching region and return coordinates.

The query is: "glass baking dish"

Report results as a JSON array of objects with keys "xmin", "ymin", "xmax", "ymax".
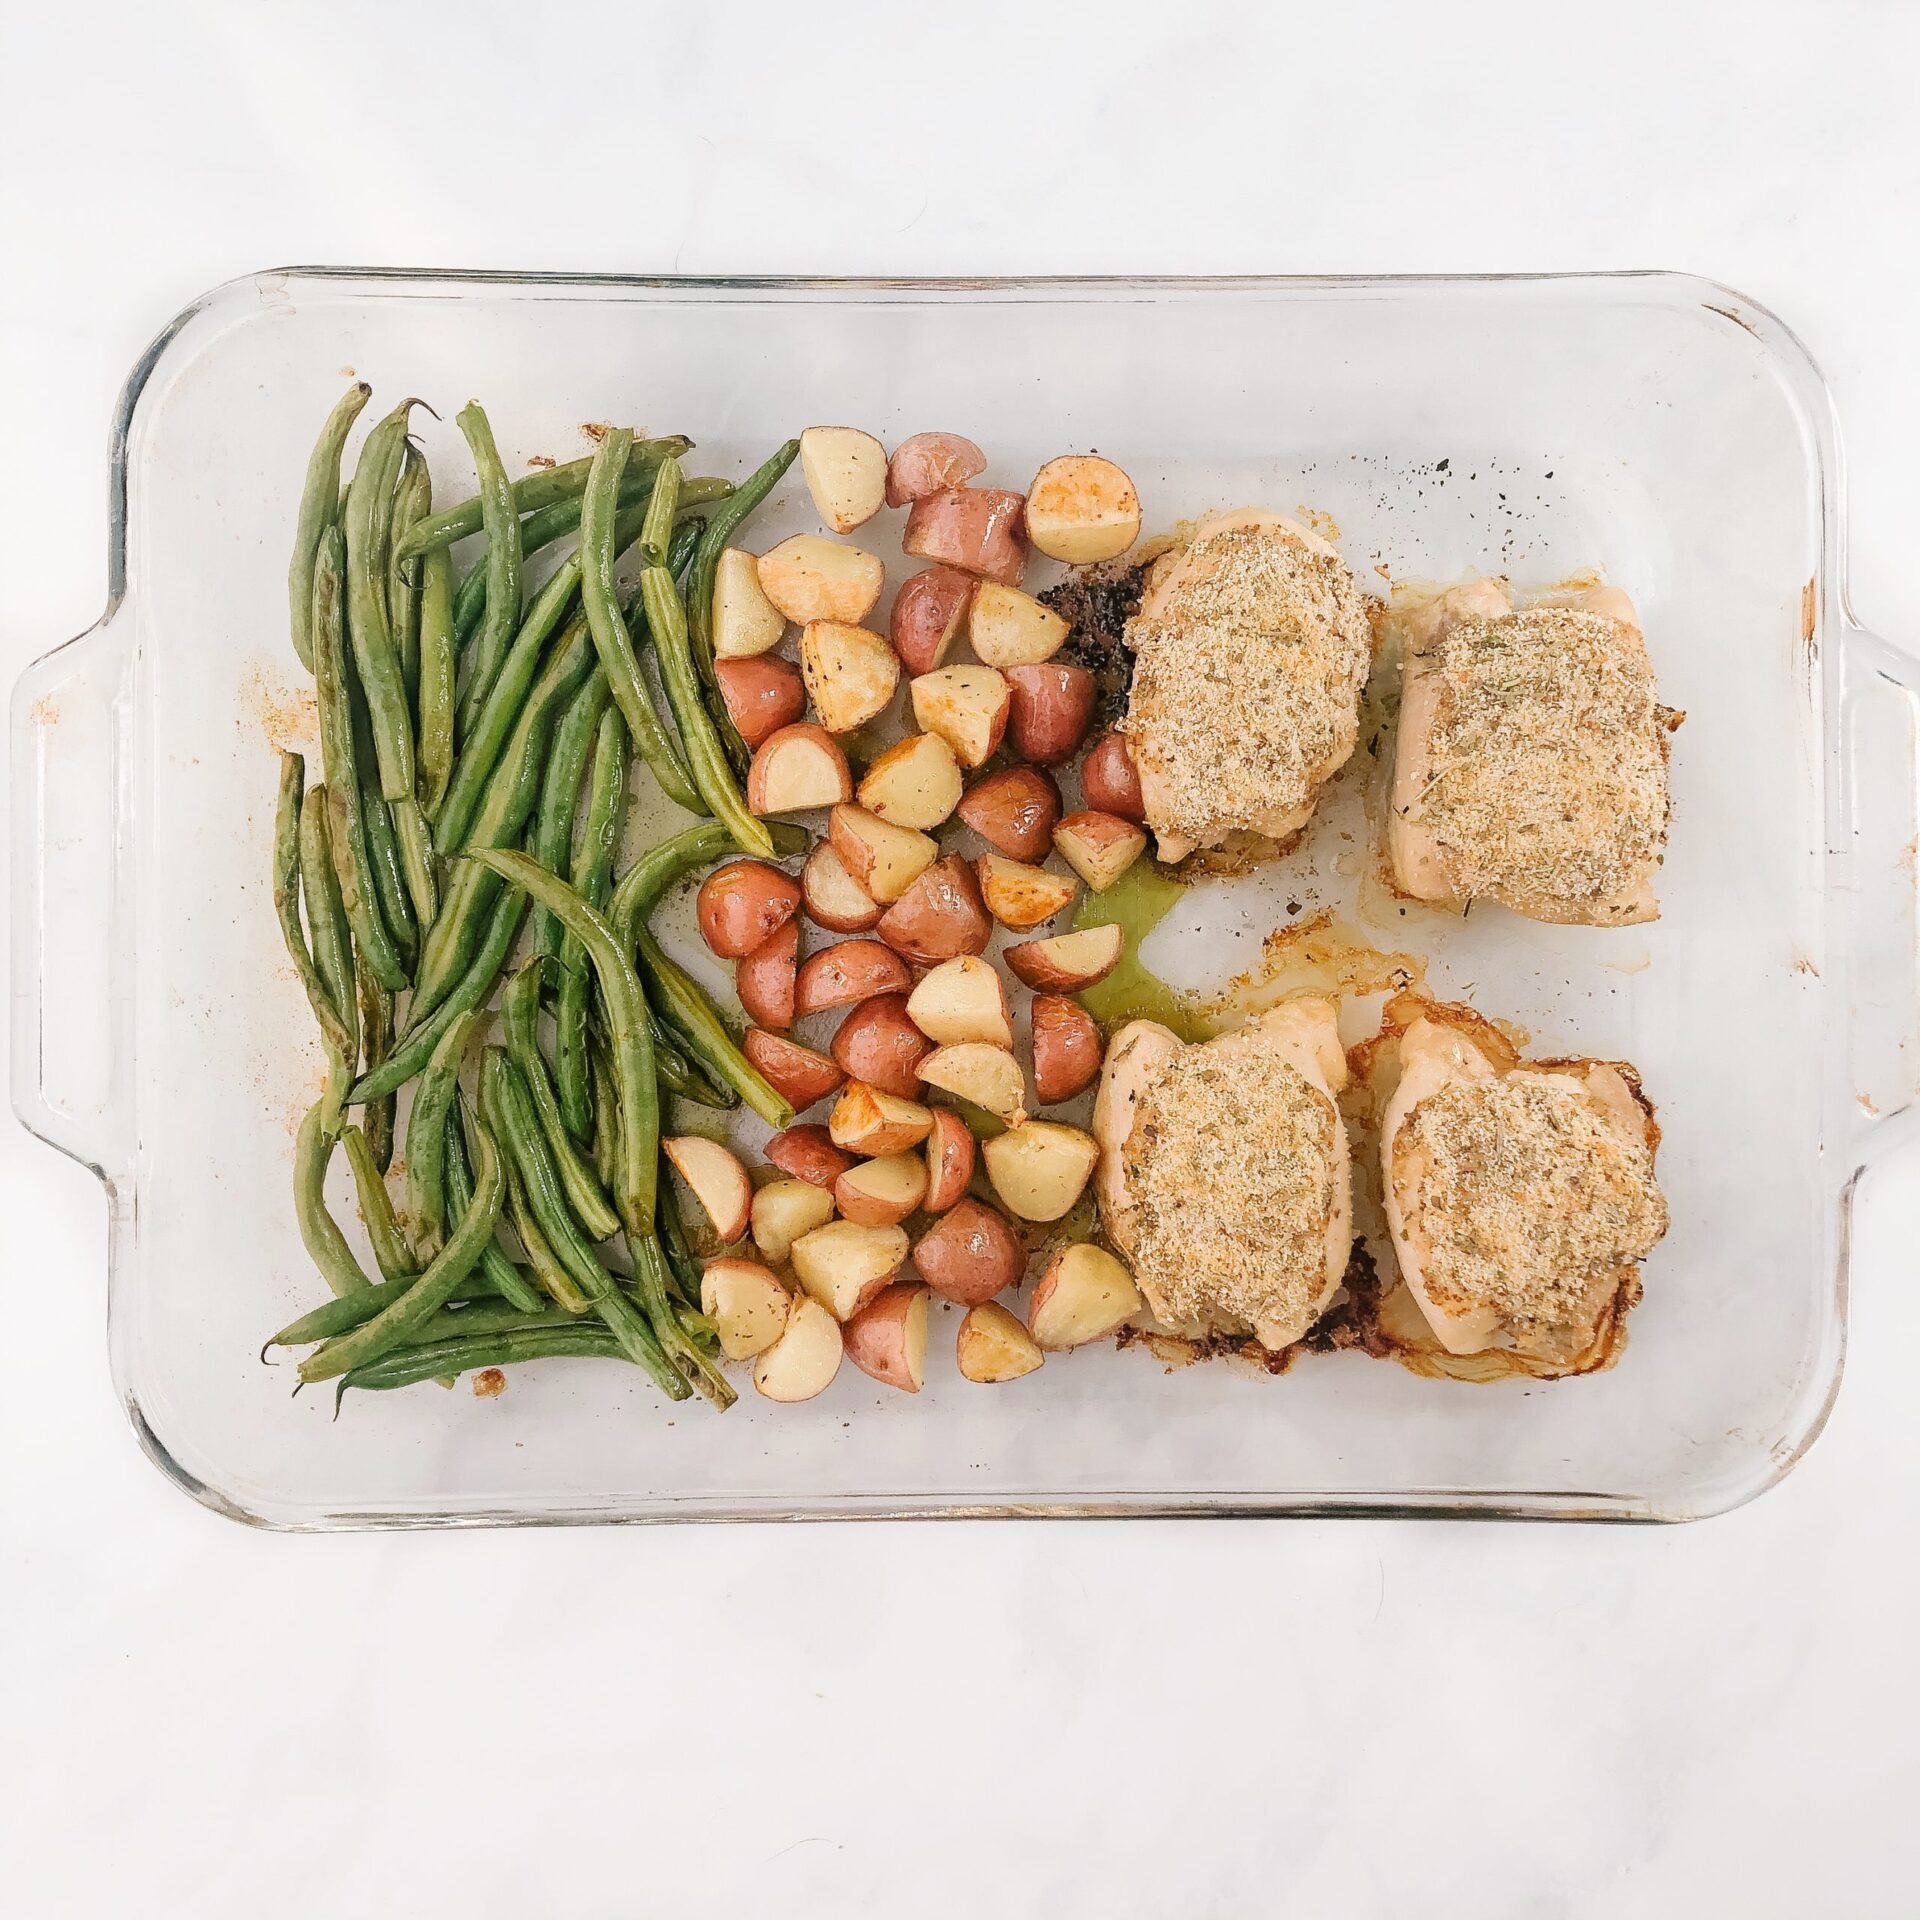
[{"xmin": 14, "ymin": 268, "xmax": 1919, "ymax": 1528}]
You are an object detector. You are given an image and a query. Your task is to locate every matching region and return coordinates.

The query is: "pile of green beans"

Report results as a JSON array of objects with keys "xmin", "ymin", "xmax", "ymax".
[{"xmin": 270, "ymin": 387, "xmax": 802, "ymax": 1411}]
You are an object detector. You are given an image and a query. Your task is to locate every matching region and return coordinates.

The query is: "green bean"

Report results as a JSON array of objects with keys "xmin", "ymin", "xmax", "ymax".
[
  {"xmin": 297, "ymin": 784, "xmax": 357, "ymax": 1050},
  {"xmin": 358, "ymin": 773, "xmax": 419, "ymax": 974},
  {"xmin": 502, "ymin": 961, "xmax": 620, "ymax": 1241},
  {"xmin": 685, "ymin": 438, "xmax": 799, "ymax": 776},
  {"xmin": 655, "ymin": 1166, "xmax": 702, "ymax": 1305},
  {"xmin": 530, "ymin": 670, "xmax": 611, "ymax": 963},
  {"xmin": 404, "ymin": 1007, "xmax": 484, "ymax": 1259},
  {"xmin": 466, "ymin": 848, "xmax": 658, "ymax": 1233},
  {"xmin": 636, "ymin": 457, "xmax": 770, "ymax": 855},
  {"xmin": 268, "ymin": 1276, "xmax": 532, "ymax": 1351},
  {"xmin": 355, "ymin": 955, "xmax": 397, "ymax": 1172},
  {"xmin": 589, "ymin": 1041, "xmax": 621, "ymax": 1193},
  {"xmin": 350, "ymin": 884, "xmax": 527, "ymax": 1105},
  {"xmin": 340, "ymin": 1122, "xmax": 416, "ymax": 1285},
  {"xmin": 273, "ymin": 756, "xmax": 356, "ymax": 1060},
  {"xmin": 288, "ymin": 382, "xmax": 370, "ymax": 672},
  {"xmin": 313, "ymin": 527, "xmax": 408, "ymax": 991},
  {"xmin": 409, "ymin": 1301, "xmax": 582, "ymax": 1344},
  {"xmin": 609, "ymin": 817, "xmax": 808, "ymax": 947},
  {"xmin": 408, "ymin": 621, "xmax": 596, "ymax": 1025},
  {"xmin": 446, "ymin": 1102, "xmax": 544, "ymax": 1314},
  {"xmin": 452, "ymin": 402, "xmax": 525, "ymax": 744},
  {"xmin": 293, "ymin": 1097, "xmax": 376, "ymax": 1299},
  {"xmin": 299, "ymin": 1105, "xmax": 507, "ymax": 1383},
  {"xmin": 417, "ymin": 545, "xmax": 457, "ymax": 822},
  {"xmin": 396, "ymin": 436, "xmax": 693, "ymax": 562},
  {"xmin": 628, "ymin": 1228, "xmax": 734, "ymax": 1409},
  {"xmin": 388, "ymin": 447, "xmax": 431, "ymax": 705},
  {"xmin": 652, "ymin": 1021, "xmax": 737, "ymax": 1108},
  {"xmin": 637, "ymin": 927, "xmax": 791, "ymax": 1128},
  {"xmin": 666, "ymin": 515, "xmax": 703, "ymax": 581},
  {"xmin": 553, "ymin": 703, "xmax": 629, "ymax": 1131},
  {"xmin": 502, "ymin": 1149, "xmax": 588, "ymax": 1313},
  {"xmin": 339, "ymin": 1324, "xmax": 636, "ymax": 1398}
]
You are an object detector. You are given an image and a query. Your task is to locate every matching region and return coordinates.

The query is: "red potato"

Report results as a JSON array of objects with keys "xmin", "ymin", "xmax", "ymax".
[
  {"xmin": 742, "ymin": 1028, "xmax": 846, "ymax": 1110},
  {"xmin": 911, "ymin": 1197, "xmax": 1025, "ymax": 1306},
  {"xmin": 750, "ymin": 1178, "xmax": 837, "ymax": 1264},
  {"xmin": 903, "ymin": 486, "xmax": 1028, "ymax": 586},
  {"xmin": 717, "ymin": 657, "xmax": 807, "ymax": 749},
  {"xmin": 910, "ymin": 665, "xmax": 1011, "ymax": 768},
  {"xmin": 967, "ymin": 582, "xmax": 1069, "ymax": 669},
  {"xmin": 1030, "ymin": 994, "xmax": 1106, "ymax": 1104},
  {"xmin": 889, "ymin": 566, "xmax": 975, "ymax": 675},
  {"xmin": 827, "ymin": 805, "xmax": 937, "ymax": 905},
  {"xmin": 956, "ymin": 1301, "xmax": 1045, "ymax": 1382},
  {"xmin": 919, "ymin": 1043, "xmax": 1028, "ymax": 1123},
  {"xmin": 696, "ymin": 859, "xmax": 801, "ymax": 959},
  {"xmin": 700, "ymin": 1259, "xmax": 792, "ymax": 1361},
  {"xmin": 712, "ymin": 548, "xmax": 786, "ymax": 660},
  {"xmin": 752, "ymin": 1293, "xmax": 843, "ymax": 1402},
  {"xmin": 801, "ymin": 840, "xmax": 883, "ymax": 932},
  {"xmin": 663, "ymin": 1135, "xmax": 753, "ymax": 1243},
  {"xmin": 829, "ymin": 1082, "xmax": 934, "ymax": 1155},
  {"xmin": 1004, "ymin": 922, "xmax": 1124, "ymax": 993},
  {"xmin": 1028, "ymin": 1242, "xmax": 1143, "ymax": 1349},
  {"xmin": 856, "ymin": 731, "xmax": 962, "ymax": 831},
  {"xmin": 981, "ymin": 1121, "xmax": 1099, "ymax": 1222},
  {"xmin": 1080, "ymin": 728, "xmax": 1146, "ymax": 822},
  {"xmin": 757, "ymin": 534, "xmax": 886, "ymax": 625},
  {"xmin": 830, "ymin": 992, "xmax": 933, "ymax": 1098},
  {"xmin": 746, "ymin": 723, "xmax": 852, "ymax": 815},
  {"xmin": 734, "ymin": 918, "xmax": 798, "ymax": 1031},
  {"xmin": 794, "ymin": 939, "xmax": 913, "ymax": 1015},
  {"xmin": 790, "ymin": 1219, "xmax": 911, "ymax": 1321},
  {"xmin": 923, "ymin": 1108, "xmax": 976, "ymax": 1212},
  {"xmin": 765, "ymin": 1123, "xmax": 856, "ymax": 1189},
  {"xmin": 1005, "ymin": 663, "xmax": 1096, "ymax": 766},
  {"xmin": 1025, "ymin": 455, "xmax": 1141, "ymax": 563},
  {"xmin": 904, "ymin": 954, "xmax": 1014, "ymax": 1049},
  {"xmin": 833, "ymin": 1152, "xmax": 929, "ymax": 1228},
  {"xmin": 886, "ymin": 432, "xmax": 987, "ymax": 508},
  {"xmin": 843, "ymin": 1281, "xmax": 932, "ymax": 1391},
  {"xmin": 1053, "ymin": 810, "xmax": 1148, "ymax": 892},
  {"xmin": 874, "ymin": 855, "xmax": 992, "ymax": 965},
  {"xmin": 800, "ymin": 426, "xmax": 888, "ymax": 533},
  {"xmin": 800, "ymin": 620, "xmax": 899, "ymax": 734},
  {"xmin": 956, "ymin": 765, "xmax": 1061, "ymax": 862},
  {"xmin": 976, "ymin": 853, "xmax": 1078, "ymax": 930}
]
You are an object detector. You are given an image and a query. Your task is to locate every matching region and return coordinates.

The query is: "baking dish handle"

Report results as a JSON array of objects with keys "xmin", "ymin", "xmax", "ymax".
[{"xmin": 10, "ymin": 608, "xmax": 135, "ymax": 1187}]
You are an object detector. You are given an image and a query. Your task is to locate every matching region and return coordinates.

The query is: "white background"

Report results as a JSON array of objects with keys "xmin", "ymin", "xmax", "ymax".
[{"xmin": 5, "ymin": 3, "xmax": 1919, "ymax": 1914}]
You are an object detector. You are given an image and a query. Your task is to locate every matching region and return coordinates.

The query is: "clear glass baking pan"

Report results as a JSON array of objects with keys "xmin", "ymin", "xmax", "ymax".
[{"xmin": 14, "ymin": 268, "xmax": 1919, "ymax": 1527}]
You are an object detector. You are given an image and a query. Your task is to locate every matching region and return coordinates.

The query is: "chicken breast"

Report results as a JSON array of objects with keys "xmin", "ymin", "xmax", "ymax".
[
  {"xmin": 1388, "ymin": 581, "xmax": 1668, "ymax": 924},
  {"xmin": 1121, "ymin": 510, "xmax": 1372, "ymax": 862},
  {"xmin": 1380, "ymin": 1014, "xmax": 1667, "ymax": 1369},
  {"xmin": 1091, "ymin": 999, "xmax": 1353, "ymax": 1350}
]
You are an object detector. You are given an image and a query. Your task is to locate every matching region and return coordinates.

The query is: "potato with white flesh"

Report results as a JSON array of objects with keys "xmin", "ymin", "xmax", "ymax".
[
  {"xmin": 923, "ymin": 1108, "xmax": 976, "ymax": 1212},
  {"xmin": 956, "ymin": 1301, "xmax": 1046, "ymax": 1382},
  {"xmin": 794, "ymin": 939, "xmax": 911, "ymax": 1015},
  {"xmin": 751, "ymin": 1179, "xmax": 838, "ymax": 1264},
  {"xmin": 844, "ymin": 1282, "xmax": 931, "ymax": 1392},
  {"xmin": 753, "ymin": 1293, "xmax": 844, "ymax": 1402},
  {"xmin": 976, "ymin": 853, "xmax": 1077, "ymax": 930},
  {"xmin": 757, "ymin": 534, "xmax": 885, "ymax": 625},
  {"xmin": 828, "ymin": 805, "xmax": 937, "ymax": 905},
  {"xmin": 874, "ymin": 856, "xmax": 992, "ymax": 964},
  {"xmin": 746, "ymin": 723, "xmax": 852, "ymax": 815},
  {"xmin": 663, "ymin": 1135, "xmax": 752, "ymax": 1243},
  {"xmin": 742, "ymin": 1028, "xmax": 845, "ymax": 1109},
  {"xmin": 911, "ymin": 1198, "xmax": 1025, "ymax": 1305},
  {"xmin": 889, "ymin": 566, "xmax": 975, "ymax": 675},
  {"xmin": 790, "ymin": 1219, "xmax": 910, "ymax": 1321},
  {"xmin": 700, "ymin": 1259, "xmax": 793, "ymax": 1360},
  {"xmin": 802, "ymin": 840, "xmax": 883, "ymax": 931},
  {"xmin": 1025, "ymin": 456, "xmax": 1142, "ymax": 563},
  {"xmin": 1031, "ymin": 994, "xmax": 1105, "ymax": 1104},
  {"xmin": 857, "ymin": 732, "xmax": 962, "ymax": 831},
  {"xmin": 1028, "ymin": 1243, "xmax": 1142, "ymax": 1350},
  {"xmin": 830, "ymin": 1082, "xmax": 934, "ymax": 1155},
  {"xmin": 967, "ymin": 582, "xmax": 1068, "ymax": 669},
  {"xmin": 886, "ymin": 432, "xmax": 987, "ymax": 508},
  {"xmin": 910, "ymin": 665, "xmax": 1010, "ymax": 768},
  {"xmin": 800, "ymin": 426, "xmax": 888, "ymax": 533},
  {"xmin": 903, "ymin": 486, "xmax": 1027, "ymax": 585},
  {"xmin": 1004, "ymin": 923, "xmax": 1123, "ymax": 993},
  {"xmin": 957, "ymin": 765, "xmax": 1061, "ymax": 862},
  {"xmin": 1053, "ymin": 811, "xmax": 1147, "ymax": 892},
  {"xmin": 712, "ymin": 548, "xmax": 787, "ymax": 659},
  {"xmin": 801, "ymin": 621, "xmax": 899, "ymax": 734},
  {"xmin": 834, "ymin": 1151, "xmax": 929, "ymax": 1228},
  {"xmin": 982, "ymin": 1121, "xmax": 1099, "ymax": 1222},
  {"xmin": 919, "ymin": 1043, "xmax": 1028, "ymax": 1123},
  {"xmin": 717, "ymin": 656, "xmax": 807, "ymax": 748},
  {"xmin": 905, "ymin": 955, "xmax": 1014, "ymax": 1048}
]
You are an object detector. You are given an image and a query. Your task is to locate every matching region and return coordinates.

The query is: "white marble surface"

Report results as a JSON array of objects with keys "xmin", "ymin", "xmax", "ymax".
[{"xmin": 4, "ymin": 3, "xmax": 1918, "ymax": 1912}]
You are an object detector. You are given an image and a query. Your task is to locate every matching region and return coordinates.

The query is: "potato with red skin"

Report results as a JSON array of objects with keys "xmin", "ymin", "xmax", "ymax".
[
  {"xmin": 1031, "ymin": 994, "xmax": 1104, "ymax": 1103},
  {"xmin": 746, "ymin": 723, "xmax": 852, "ymax": 814},
  {"xmin": 1005, "ymin": 923, "xmax": 1123, "ymax": 993},
  {"xmin": 1005, "ymin": 663, "xmax": 1095, "ymax": 766},
  {"xmin": 827, "ymin": 804, "xmax": 937, "ymax": 905},
  {"xmin": 1080, "ymin": 728, "xmax": 1146, "ymax": 822},
  {"xmin": 833, "ymin": 1154, "xmax": 929, "ymax": 1229},
  {"xmin": 956, "ymin": 766, "xmax": 1061, "ymax": 862},
  {"xmin": 843, "ymin": 1281, "xmax": 932, "ymax": 1391},
  {"xmin": 875, "ymin": 855, "xmax": 992, "ymax": 965},
  {"xmin": 903, "ymin": 487, "xmax": 1028, "ymax": 586},
  {"xmin": 912, "ymin": 1197, "xmax": 1026, "ymax": 1306},
  {"xmin": 765, "ymin": 1123, "xmax": 856, "ymax": 1188},
  {"xmin": 829, "ymin": 1083, "xmax": 933, "ymax": 1155},
  {"xmin": 716, "ymin": 657, "xmax": 806, "ymax": 749},
  {"xmin": 922, "ymin": 1108, "xmax": 976, "ymax": 1211},
  {"xmin": 886, "ymin": 433, "xmax": 987, "ymax": 508},
  {"xmin": 696, "ymin": 859, "xmax": 801, "ymax": 959},
  {"xmin": 742, "ymin": 1028, "xmax": 845, "ymax": 1110},
  {"xmin": 734, "ymin": 919, "xmax": 797, "ymax": 1030},
  {"xmin": 889, "ymin": 567, "xmax": 975, "ymax": 675},
  {"xmin": 791, "ymin": 1220, "xmax": 911, "ymax": 1323},
  {"xmin": 801, "ymin": 841, "xmax": 883, "ymax": 932},
  {"xmin": 976, "ymin": 853, "xmax": 1077, "ymax": 930},
  {"xmin": 794, "ymin": 939, "xmax": 912, "ymax": 1015},
  {"xmin": 830, "ymin": 992, "xmax": 933, "ymax": 1098},
  {"xmin": 663, "ymin": 1136, "xmax": 753, "ymax": 1243}
]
